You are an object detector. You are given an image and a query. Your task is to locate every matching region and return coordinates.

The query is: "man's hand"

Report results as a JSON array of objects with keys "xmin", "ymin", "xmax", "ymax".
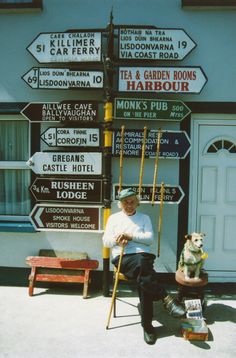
[{"xmin": 116, "ymin": 233, "xmax": 132, "ymax": 246}]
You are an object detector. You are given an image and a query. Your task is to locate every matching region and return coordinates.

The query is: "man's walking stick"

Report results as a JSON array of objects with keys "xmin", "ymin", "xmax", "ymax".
[
  {"xmin": 151, "ymin": 128, "xmax": 162, "ymax": 206},
  {"xmin": 138, "ymin": 126, "xmax": 147, "ymax": 197},
  {"xmin": 106, "ymin": 245, "xmax": 125, "ymax": 329},
  {"xmin": 118, "ymin": 125, "xmax": 125, "ymax": 193},
  {"xmin": 157, "ymin": 182, "xmax": 165, "ymax": 257}
]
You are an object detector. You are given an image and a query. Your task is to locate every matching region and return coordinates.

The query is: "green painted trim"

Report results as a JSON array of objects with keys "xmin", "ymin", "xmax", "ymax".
[{"xmin": 0, "ymin": 222, "xmax": 36, "ymax": 233}]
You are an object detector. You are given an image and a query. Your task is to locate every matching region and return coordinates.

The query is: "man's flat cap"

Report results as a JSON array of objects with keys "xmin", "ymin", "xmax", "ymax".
[{"xmin": 118, "ymin": 188, "xmax": 137, "ymax": 201}]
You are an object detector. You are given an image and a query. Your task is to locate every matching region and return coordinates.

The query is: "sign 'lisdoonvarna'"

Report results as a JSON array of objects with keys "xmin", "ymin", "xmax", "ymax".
[
  {"xmin": 27, "ymin": 31, "xmax": 102, "ymax": 63},
  {"xmin": 119, "ymin": 28, "xmax": 196, "ymax": 61},
  {"xmin": 30, "ymin": 205, "xmax": 101, "ymax": 232},
  {"xmin": 20, "ymin": 101, "xmax": 99, "ymax": 122},
  {"xmin": 118, "ymin": 66, "xmax": 207, "ymax": 93},
  {"xmin": 114, "ymin": 98, "xmax": 191, "ymax": 121},
  {"xmin": 22, "ymin": 68, "xmax": 104, "ymax": 89},
  {"xmin": 113, "ymin": 184, "xmax": 185, "ymax": 204},
  {"xmin": 30, "ymin": 178, "xmax": 103, "ymax": 204},
  {"xmin": 113, "ymin": 129, "xmax": 191, "ymax": 159},
  {"xmin": 26, "ymin": 152, "xmax": 102, "ymax": 175},
  {"xmin": 40, "ymin": 127, "xmax": 100, "ymax": 147}
]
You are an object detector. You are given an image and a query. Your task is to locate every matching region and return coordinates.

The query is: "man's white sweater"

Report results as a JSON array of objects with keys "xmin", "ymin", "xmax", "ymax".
[{"xmin": 102, "ymin": 210, "xmax": 154, "ymax": 259}]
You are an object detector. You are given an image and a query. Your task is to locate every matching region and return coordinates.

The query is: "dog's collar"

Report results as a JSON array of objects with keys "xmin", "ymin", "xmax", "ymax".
[{"xmin": 183, "ymin": 259, "xmax": 202, "ymax": 266}]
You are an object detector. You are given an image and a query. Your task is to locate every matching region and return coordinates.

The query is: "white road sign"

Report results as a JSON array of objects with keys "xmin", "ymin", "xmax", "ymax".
[
  {"xmin": 119, "ymin": 28, "xmax": 196, "ymax": 61},
  {"xmin": 26, "ymin": 152, "xmax": 102, "ymax": 175},
  {"xmin": 22, "ymin": 67, "xmax": 104, "ymax": 89},
  {"xmin": 27, "ymin": 31, "xmax": 102, "ymax": 63},
  {"xmin": 118, "ymin": 66, "xmax": 207, "ymax": 94},
  {"xmin": 40, "ymin": 127, "xmax": 100, "ymax": 147}
]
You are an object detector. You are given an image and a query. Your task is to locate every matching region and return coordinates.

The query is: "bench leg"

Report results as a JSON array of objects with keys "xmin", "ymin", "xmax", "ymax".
[
  {"xmin": 83, "ymin": 270, "xmax": 90, "ymax": 299},
  {"xmin": 28, "ymin": 267, "xmax": 36, "ymax": 296}
]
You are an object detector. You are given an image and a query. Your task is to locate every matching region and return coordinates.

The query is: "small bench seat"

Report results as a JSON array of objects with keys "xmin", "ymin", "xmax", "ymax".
[{"xmin": 26, "ymin": 250, "xmax": 99, "ymax": 298}]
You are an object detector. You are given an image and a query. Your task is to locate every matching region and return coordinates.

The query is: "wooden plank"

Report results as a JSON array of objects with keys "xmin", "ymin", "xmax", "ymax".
[
  {"xmin": 26, "ymin": 256, "xmax": 99, "ymax": 270},
  {"xmin": 35, "ymin": 274, "xmax": 87, "ymax": 283}
]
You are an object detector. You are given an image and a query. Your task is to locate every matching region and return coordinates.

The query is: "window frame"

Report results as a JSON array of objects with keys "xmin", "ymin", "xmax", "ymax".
[
  {"xmin": 0, "ymin": 0, "xmax": 42, "ymax": 13},
  {"xmin": 182, "ymin": 0, "xmax": 236, "ymax": 8},
  {"xmin": 0, "ymin": 115, "xmax": 32, "ymax": 222}
]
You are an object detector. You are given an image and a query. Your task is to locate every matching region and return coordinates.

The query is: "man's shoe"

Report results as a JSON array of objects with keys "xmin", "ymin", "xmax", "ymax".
[
  {"xmin": 143, "ymin": 327, "xmax": 156, "ymax": 345},
  {"xmin": 163, "ymin": 295, "xmax": 186, "ymax": 318}
]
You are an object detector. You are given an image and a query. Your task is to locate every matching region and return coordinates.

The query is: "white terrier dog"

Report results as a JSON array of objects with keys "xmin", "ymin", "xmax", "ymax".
[{"xmin": 178, "ymin": 232, "xmax": 207, "ymax": 280}]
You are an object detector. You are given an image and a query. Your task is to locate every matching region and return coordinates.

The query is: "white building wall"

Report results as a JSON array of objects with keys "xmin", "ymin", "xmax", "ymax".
[{"xmin": 0, "ymin": 0, "xmax": 235, "ymax": 273}]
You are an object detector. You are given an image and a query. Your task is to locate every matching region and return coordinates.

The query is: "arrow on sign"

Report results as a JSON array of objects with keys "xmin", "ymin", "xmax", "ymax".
[
  {"xmin": 40, "ymin": 127, "xmax": 100, "ymax": 147},
  {"xmin": 30, "ymin": 204, "xmax": 101, "ymax": 231},
  {"xmin": 26, "ymin": 152, "xmax": 102, "ymax": 175},
  {"xmin": 20, "ymin": 100, "xmax": 99, "ymax": 123},
  {"xmin": 27, "ymin": 31, "xmax": 102, "ymax": 63},
  {"xmin": 119, "ymin": 28, "xmax": 196, "ymax": 61},
  {"xmin": 113, "ymin": 184, "xmax": 185, "ymax": 204},
  {"xmin": 118, "ymin": 66, "xmax": 207, "ymax": 94},
  {"xmin": 113, "ymin": 129, "xmax": 191, "ymax": 159},
  {"xmin": 22, "ymin": 68, "xmax": 104, "ymax": 89}
]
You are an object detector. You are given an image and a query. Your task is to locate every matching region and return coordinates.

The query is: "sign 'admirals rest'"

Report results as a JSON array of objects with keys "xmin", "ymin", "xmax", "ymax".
[
  {"xmin": 27, "ymin": 31, "xmax": 102, "ymax": 63},
  {"xmin": 22, "ymin": 68, "xmax": 104, "ymax": 89},
  {"xmin": 119, "ymin": 28, "xmax": 196, "ymax": 61},
  {"xmin": 113, "ymin": 129, "xmax": 191, "ymax": 159},
  {"xmin": 118, "ymin": 66, "xmax": 207, "ymax": 93}
]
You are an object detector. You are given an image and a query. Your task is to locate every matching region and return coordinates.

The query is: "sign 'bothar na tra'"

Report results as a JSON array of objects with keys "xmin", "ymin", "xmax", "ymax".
[
  {"xmin": 27, "ymin": 31, "xmax": 102, "ymax": 63},
  {"xmin": 113, "ymin": 129, "xmax": 191, "ymax": 159},
  {"xmin": 22, "ymin": 68, "xmax": 104, "ymax": 89},
  {"xmin": 40, "ymin": 127, "xmax": 100, "ymax": 147},
  {"xmin": 21, "ymin": 101, "xmax": 98, "ymax": 122},
  {"xmin": 114, "ymin": 98, "xmax": 191, "ymax": 121},
  {"xmin": 118, "ymin": 66, "xmax": 207, "ymax": 93},
  {"xmin": 26, "ymin": 152, "xmax": 102, "ymax": 175},
  {"xmin": 119, "ymin": 28, "xmax": 196, "ymax": 61}
]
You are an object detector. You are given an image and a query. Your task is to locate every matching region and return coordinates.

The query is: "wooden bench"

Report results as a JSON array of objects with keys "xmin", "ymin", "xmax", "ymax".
[{"xmin": 26, "ymin": 250, "xmax": 99, "ymax": 298}]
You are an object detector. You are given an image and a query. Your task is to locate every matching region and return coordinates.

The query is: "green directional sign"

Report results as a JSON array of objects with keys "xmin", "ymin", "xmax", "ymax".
[{"xmin": 114, "ymin": 98, "xmax": 191, "ymax": 121}]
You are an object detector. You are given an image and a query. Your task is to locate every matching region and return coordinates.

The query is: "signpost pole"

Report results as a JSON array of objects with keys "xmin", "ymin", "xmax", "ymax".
[
  {"xmin": 138, "ymin": 126, "xmax": 147, "ymax": 196},
  {"xmin": 118, "ymin": 125, "xmax": 125, "ymax": 192},
  {"xmin": 103, "ymin": 10, "xmax": 114, "ymax": 297}
]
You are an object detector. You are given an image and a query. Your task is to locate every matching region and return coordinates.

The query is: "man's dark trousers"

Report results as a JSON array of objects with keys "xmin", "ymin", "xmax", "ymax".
[{"xmin": 112, "ymin": 252, "xmax": 167, "ymax": 330}]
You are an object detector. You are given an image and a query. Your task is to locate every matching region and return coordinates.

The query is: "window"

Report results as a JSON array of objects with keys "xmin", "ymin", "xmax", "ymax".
[
  {"xmin": 0, "ymin": 0, "xmax": 42, "ymax": 12},
  {"xmin": 182, "ymin": 0, "xmax": 236, "ymax": 8},
  {"xmin": 205, "ymin": 138, "xmax": 236, "ymax": 154},
  {"xmin": 0, "ymin": 117, "xmax": 31, "ymax": 220}
]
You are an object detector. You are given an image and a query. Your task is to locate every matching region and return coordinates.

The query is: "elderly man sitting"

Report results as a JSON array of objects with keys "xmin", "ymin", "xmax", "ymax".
[{"xmin": 103, "ymin": 188, "xmax": 185, "ymax": 345}]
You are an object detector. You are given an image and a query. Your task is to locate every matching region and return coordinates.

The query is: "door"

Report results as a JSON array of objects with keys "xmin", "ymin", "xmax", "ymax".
[{"xmin": 190, "ymin": 119, "xmax": 236, "ymax": 281}]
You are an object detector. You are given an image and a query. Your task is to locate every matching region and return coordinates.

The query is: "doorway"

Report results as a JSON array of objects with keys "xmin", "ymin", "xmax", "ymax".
[{"xmin": 189, "ymin": 119, "xmax": 236, "ymax": 282}]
